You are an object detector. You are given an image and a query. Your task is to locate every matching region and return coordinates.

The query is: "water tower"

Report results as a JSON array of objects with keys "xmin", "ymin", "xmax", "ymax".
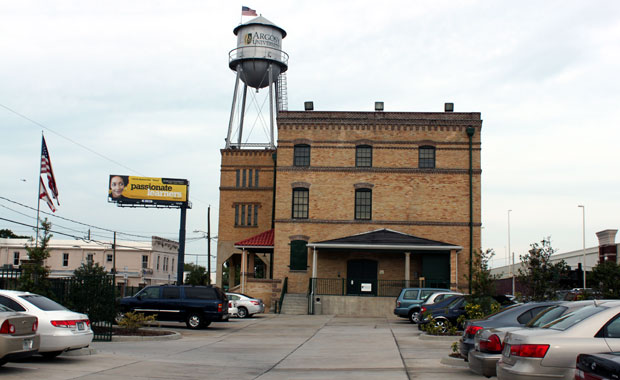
[{"xmin": 226, "ymin": 16, "xmax": 288, "ymax": 149}]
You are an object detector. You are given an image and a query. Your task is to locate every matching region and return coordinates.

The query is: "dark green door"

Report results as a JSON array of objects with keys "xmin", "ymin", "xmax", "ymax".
[
  {"xmin": 422, "ymin": 253, "xmax": 450, "ymax": 288},
  {"xmin": 347, "ymin": 259, "xmax": 377, "ymax": 295}
]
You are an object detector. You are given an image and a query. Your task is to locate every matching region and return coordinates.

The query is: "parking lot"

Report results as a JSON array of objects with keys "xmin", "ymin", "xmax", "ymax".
[{"xmin": 1, "ymin": 314, "xmax": 482, "ymax": 379}]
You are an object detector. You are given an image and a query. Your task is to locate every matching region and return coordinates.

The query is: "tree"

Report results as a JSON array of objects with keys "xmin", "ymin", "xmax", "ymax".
[
  {"xmin": 591, "ymin": 261, "xmax": 620, "ymax": 299},
  {"xmin": 0, "ymin": 229, "xmax": 29, "ymax": 239},
  {"xmin": 468, "ymin": 248, "xmax": 497, "ymax": 298},
  {"xmin": 517, "ymin": 238, "xmax": 569, "ymax": 301},
  {"xmin": 68, "ymin": 262, "xmax": 116, "ymax": 323},
  {"xmin": 185, "ymin": 263, "xmax": 208, "ymax": 285},
  {"xmin": 19, "ymin": 219, "xmax": 52, "ymax": 297}
]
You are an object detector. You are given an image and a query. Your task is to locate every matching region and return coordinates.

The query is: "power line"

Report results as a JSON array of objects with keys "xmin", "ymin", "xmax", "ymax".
[{"xmin": 0, "ymin": 103, "xmax": 143, "ymax": 176}]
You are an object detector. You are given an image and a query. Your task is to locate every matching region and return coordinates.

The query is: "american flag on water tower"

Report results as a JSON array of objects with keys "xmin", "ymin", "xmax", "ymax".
[
  {"xmin": 242, "ymin": 6, "xmax": 257, "ymax": 16},
  {"xmin": 40, "ymin": 136, "xmax": 59, "ymax": 206}
]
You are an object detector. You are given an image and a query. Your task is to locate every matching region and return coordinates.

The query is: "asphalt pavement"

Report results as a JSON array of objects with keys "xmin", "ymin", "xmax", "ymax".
[{"xmin": 0, "ymin": 314, "xmax": 486, "ymax": 379}]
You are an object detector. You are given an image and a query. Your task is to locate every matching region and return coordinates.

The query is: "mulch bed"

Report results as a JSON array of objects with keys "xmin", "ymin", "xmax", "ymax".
[{"xmin": 100, "ymin": 327, "xmax": 174, "ymax": 337}]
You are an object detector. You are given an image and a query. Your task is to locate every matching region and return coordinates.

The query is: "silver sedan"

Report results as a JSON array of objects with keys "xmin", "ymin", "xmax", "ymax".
[
  {"xmin": 497, "ymin": 300, "xmax": 620, "ymax": 380},
  {"xmin": 226, "ymin": 293, "xmax": 264, "ymax": 318}
]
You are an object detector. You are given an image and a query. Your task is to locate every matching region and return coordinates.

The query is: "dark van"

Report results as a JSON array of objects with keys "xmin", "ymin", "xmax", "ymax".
[{"xmin": 119, "ymin": 285, "xmax": 228, "ymax": 329}]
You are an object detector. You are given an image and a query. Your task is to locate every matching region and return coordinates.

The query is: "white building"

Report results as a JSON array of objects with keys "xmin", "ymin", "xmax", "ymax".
[{"xmin": 0, "ymin": 236, "xmax": 179, "ymax": 287}]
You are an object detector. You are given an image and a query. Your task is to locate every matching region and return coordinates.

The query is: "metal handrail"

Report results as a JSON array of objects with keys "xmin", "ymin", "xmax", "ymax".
[
  {"xmin": 277, "ymin": 277, "xmax": 288, "ymax": 314},
  {"xmin": 229, "ymin": 46, "xmax": 289, "ymax": 67}
]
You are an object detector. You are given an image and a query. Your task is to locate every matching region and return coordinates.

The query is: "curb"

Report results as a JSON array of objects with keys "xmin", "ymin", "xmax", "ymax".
[
  {"xmin": 440, "ymin": 355, "xmax": 468, "ymax": 367},
  {"xmin": 419, "ymin": 332, "xmax": 461, "ymax": 341},
  {"xmin": 111, "ymin": 330, "xmax": 182, "ymax": 342}
]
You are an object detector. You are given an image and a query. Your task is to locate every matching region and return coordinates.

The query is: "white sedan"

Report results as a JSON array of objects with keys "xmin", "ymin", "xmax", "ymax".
[
  {"xmin": 226, "ymin": 292, "xmax": 264, "ymax": 318},
  {"xmin": 0, "ymin": 290, "xmax": 93, "ymax": 358}
]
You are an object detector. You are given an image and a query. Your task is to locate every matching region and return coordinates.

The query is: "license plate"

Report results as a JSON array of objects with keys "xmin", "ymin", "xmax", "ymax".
[
  {"xmin": 23, "ymin": 338, "xmax": 33, "ymax": 350},
  {"xmin": 77, "ymin": 322, "xmax": 85, "ymax": 331},
  {"xmin": 502, "ymin": 343, "xmax": 510, "ymax": 358}
]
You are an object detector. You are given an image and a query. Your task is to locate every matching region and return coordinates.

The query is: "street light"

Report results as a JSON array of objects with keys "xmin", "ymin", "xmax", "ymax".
[
  {"xmin": 508, "ymin": 209, "xmax": 514, "ymax": 295},
  {"xmin": 578, "ymin": 205, "xmax": 586, "ymax": 289}
]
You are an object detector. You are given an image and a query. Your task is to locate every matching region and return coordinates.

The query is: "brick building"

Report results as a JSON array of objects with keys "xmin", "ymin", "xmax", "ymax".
[{"xmin": 216, "ymin": 106, "xmax": 482, "ymax": 313}]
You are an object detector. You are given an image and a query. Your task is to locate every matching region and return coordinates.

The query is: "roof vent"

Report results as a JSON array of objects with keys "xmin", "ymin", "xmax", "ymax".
[
  {"xmin": 304, "ymin": 101, "xmax": 314, "ymax": 111},
  {"xmin": 375, "ymin": 101, "xmax": 384, "ymax": 111},
  {"xmin": 444, "ymin": 103, "xmax": 454, "ymax": 112}
]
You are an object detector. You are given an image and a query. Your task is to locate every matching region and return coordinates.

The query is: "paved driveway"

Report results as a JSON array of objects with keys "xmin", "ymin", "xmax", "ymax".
[{"xmin": 0, "ymin": 315, "xmax": 483, "ymax": 379}]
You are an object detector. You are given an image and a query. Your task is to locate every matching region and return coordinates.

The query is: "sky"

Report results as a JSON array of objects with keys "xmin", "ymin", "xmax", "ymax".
[{"xmin": 1, "ymin": 1, "xmax": 619, "ymax": 270}]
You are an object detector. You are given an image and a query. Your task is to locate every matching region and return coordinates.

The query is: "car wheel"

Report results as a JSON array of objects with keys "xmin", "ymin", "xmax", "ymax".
[
  {"xmin": 186, "ymin": 313, "xmax": 204, "ymax": 329},
  {"xmin": 41, "ymin": 351, "xmax": 63, "ymax": 359},
  {"xmin": 434, "ymin": 318, "xmax": 449, "ymax": 333},
  {"xmin": 409, "ymin": 310, "xmax": 421, "ymax": 324},
  {"xmin": 237, "ymin": 307, "xmax": 248, "ymax": 318}
]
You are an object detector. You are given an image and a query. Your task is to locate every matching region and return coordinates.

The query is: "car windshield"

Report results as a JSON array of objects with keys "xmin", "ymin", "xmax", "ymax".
[
  {"xmin": 526, "ymin": 306, "xmax": 567, "ymax": 327},
  {"xmin": 20, "ymin": 295, "xmax": 67, "ymax": 311},
  {"xmin": 543, "ymin": 305, "xmax": 604, "ymax": 330}
]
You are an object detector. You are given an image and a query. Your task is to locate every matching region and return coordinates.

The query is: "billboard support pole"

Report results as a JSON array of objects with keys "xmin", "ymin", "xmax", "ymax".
[{"xmin": 177, "ymin": 204, "xmax": 187, "ymax": 285}]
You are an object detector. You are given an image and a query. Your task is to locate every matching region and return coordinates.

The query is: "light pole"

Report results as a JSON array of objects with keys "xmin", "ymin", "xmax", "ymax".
[
  {"xmin": 508, "ymin": 209, "xmax": 514, "ymax": 295},
  {"xmin": 578, "ymin": 205, "xmax": 586, "ymax": 289}
]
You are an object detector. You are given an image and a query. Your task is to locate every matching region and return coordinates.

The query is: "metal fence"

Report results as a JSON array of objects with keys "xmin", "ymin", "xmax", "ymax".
[{"xmin": 309, "ymin": 278, "xmax": 450, "ymax": 297}]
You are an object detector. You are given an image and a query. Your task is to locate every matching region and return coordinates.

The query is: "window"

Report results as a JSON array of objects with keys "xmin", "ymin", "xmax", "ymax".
[
  {"xmin": 164, "ymin": 257, "xmax": 169, "ymax": 271},
  {"xmin": 247, "ymin": 204, "xmax": 252, "ymax": 226},
  {"xmin": 235, "ymin": 204, "xmax": 239, "ymax": 226},
  {"xmin": 13, "ymin": 252, "xmax": 19, "ymax": 266},
  {"xmin": 162, "ymin": 287, "xmax": 180, "ymax": 299},
  {"xmin": 236, "ymin": 169, "xmax": 240, "ymax": 187},
  {"xmin": 242, "ymin": 169, "xmax": 247, "ymax": 187},
  {"xmin": 248, "ymin": 169, "xmax": 253, "ymax": 188},
  {"xmin": 241, "ymin": 204, "xmax": 246, "ymax": 225},
  {"xmin": 293, "ymin": 144, "xmax": 310, "ymax": 167},
  {"xmin": 290, "ymin": 240, "xmax": 308, "ymax": 271},
  {"xmin": 253, "ymin": 205, "xmax": 258, "ymax": 226},
  {"xmin": 157, "ymin": 256, "xmax": 160, "ymax": 270},
  {"xmin": 142, "ymin": 255, "xmax": 148, "ymax": 269},
  {"xmin": 172, "ymin": 258, "xmax": 175, "ymax": 271},
  {"xmin": 86, "ymin": 253, "xmax": 94, "ymax": 265},
  {"xmin": 63, "ymin": 253, "xmax": 69, "ymax": 267},
  {"xmin": 137, "ymin": 286, "xmax": 160, "ymax": 299},
  {"xmin": 292, "ymin": 188, "xmax": 309, "ymax": 219},
  {"xmin": 403, "ymin": 290, "xmax": 419, "ymax": 299},
  {"xmin": 356, "ymin": 145, "xmax": 372, "ymax": 167},
  {"xmin": 255, "ymin": 169, "xmax": 259, "ymax": 187},
  {"xmin": 185, "ymin": 287, "xmax": 216, "ymax": 299},
  {"xmin": 355, "ymin": 189, "xmax": 372, "ymax": 220},
  {"xmin": 106, "ymin": 254, "xmax": 113, "ymax": 263},
  {"xmin": 419, "ymin": 146, "xmax": 436, "ymax": 168},
  {"xmin": 0, "ymin": 295, "xmax": 25, "ymax": 311}
]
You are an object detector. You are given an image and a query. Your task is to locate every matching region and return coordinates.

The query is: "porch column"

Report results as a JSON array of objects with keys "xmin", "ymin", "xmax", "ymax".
[
  {"xmin": 312, "ymin": 246, "xmax": 317, "ymax": 278},
  {"xmin": 404, "ymin": 252, "xmax": 411, "ymax": 288},
  {"xmin": 241, "ymin": 248, "xmax": 246, "ymax": 293},
  {"xmin": 451, "ymin": 249, "xmax": 459, "ymax": 292}
]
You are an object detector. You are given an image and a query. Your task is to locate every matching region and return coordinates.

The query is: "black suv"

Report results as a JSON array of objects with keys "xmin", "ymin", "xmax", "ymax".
[{"xmin": 119, "ymin": 285, "xmax": 228, "ymax": 329}]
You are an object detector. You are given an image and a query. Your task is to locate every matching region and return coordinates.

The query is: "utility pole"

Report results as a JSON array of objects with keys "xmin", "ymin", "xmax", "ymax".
[{"xmin": 207, "ymin": 205, "xmax": 211, "ymax": 285}]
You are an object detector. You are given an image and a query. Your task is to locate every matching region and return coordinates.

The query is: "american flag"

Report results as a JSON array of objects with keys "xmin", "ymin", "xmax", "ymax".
[
  {"xmin": 39, "ymin": 177, "xmax": 56, "ymax": 213},
  {"xmin": 41, "ymin": 136, "xmax": 59, "ymax": 205},
  {"xmin": 242, "ymin": 6, "xmax": 257, "ymax": 16}
]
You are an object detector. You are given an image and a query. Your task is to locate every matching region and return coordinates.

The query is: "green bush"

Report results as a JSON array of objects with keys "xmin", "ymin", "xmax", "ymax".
[{"xmin": 117, "ymin": 311, "xmax": 157, "ymax": 332}]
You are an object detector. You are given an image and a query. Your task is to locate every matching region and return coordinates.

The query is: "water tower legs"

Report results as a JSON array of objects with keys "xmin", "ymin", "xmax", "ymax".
[
  {"xmin": 268, "ymin": 63, "xmax": 275, "ymax": 149},
  {"xmin": 226, "ymin": 67, "xmax": 242, "ymax": 149},
  {"xmin": 237, "ymin": 84, "xmax": 248, "ymax": 146}
]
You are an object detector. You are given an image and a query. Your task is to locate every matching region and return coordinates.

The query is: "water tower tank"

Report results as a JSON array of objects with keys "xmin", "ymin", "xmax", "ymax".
[{"xmin": 229, "ymin": 16, "xmax": 288, "ymax": 89}]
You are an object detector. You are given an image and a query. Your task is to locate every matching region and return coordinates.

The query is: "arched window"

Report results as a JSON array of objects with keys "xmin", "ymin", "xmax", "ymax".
[
  {"xmin": 355, "ymin": 188, "xmax": 372, "ymax": 220},
  {"xmin": 292, "ymin": 188, "xmax": 309, "ymax": 219},
  {"xmin": 356, "ymin": 145, "xmax": 372, "ymax": 167},
  {"xmin": 293, "ymin": 144, "xmax": 310, "ymax": 167},
  {"xmin": 419, "ymin": 146, "xmax": 436, "ymax": 168}
]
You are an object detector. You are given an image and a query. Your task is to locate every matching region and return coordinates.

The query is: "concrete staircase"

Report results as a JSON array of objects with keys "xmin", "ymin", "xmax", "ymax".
[{"xmin": 280, "ymin": 293, "xmax": 308, "ymax": 315}]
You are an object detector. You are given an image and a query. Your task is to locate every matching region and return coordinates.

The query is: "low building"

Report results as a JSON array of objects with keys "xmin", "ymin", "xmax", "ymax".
[{"xmin": 0, "ymin": 236, "xmax": 178, "ymax": 287}]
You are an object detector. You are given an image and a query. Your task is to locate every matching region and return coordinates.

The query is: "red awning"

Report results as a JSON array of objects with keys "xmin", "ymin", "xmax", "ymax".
[{"xmin": 234, "ymin": 229, "xmax": 274, "ymax": 248}]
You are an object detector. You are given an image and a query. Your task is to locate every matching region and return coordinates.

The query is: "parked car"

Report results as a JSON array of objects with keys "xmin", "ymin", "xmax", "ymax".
[
  {"xmin": 0, "ymin": 304, "xmax": 40, "ymax": 366},
  {"xmin": 119, "ymin": 285, "xmax": 228, "ymax": 329},
  {"xmin": 576, "ymin": 352, "xmax": 620, "ymax": 380},
  {"xmin": 393, "ymin": 287, "xmax": 451, "ymax": 323},
  {"xmin": 417, "ymin": 295, "xmax": 467, "ymax": 332},
  {"xmin": 228, "ymin": 300, "xmax": 238, "ymax": 318},
  {"xmin": 459, "ymin": 301, "xmax": 561, "ymax": 360},
  {"xmin": 497, "ymin": 301, "xmax": 620, "ymax": 380},
  {"xmin": 0, "ymin": 290, "xmax": 92, "ymax": 358},
  {"xmin": 226, "ymin": 292, "xmax": 264, "ymax": 318},
  {"xmin": 468, "ymin": 300, "xmax": 596, "ymax": 377}
]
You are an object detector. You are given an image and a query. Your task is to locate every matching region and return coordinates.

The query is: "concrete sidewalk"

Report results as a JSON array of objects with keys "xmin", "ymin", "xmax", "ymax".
[{"xmin": 0, "ymin": 315, "xmax": 483, "ymax": 379}]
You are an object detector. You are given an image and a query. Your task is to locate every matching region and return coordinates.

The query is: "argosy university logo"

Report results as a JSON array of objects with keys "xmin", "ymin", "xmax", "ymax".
[{"xmin": 245, "ymin": 33, "xmax": 252, "ymax": 44}]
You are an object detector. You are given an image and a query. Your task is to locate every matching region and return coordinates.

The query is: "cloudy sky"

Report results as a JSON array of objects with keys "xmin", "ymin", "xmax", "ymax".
[{"xmin": 1, "ymin": 1, "xmax": 619, "ymax": 269}]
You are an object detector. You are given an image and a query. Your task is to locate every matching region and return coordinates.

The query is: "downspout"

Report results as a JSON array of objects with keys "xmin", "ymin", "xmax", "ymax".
[{"xmin": 466, "ymin": 126, "xmax": 475, "ymax": 294}]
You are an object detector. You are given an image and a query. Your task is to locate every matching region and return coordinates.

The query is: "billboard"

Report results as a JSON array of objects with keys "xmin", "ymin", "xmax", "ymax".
[{"xmin": 108, "ymin": 175, "xmax": 189, "ymax": 206}]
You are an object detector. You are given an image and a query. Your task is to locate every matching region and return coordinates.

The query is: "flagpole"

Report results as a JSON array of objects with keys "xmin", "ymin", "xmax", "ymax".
[{"xmin": 35, "ymin": 132, "xmax": 43, "ymax": 246}]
